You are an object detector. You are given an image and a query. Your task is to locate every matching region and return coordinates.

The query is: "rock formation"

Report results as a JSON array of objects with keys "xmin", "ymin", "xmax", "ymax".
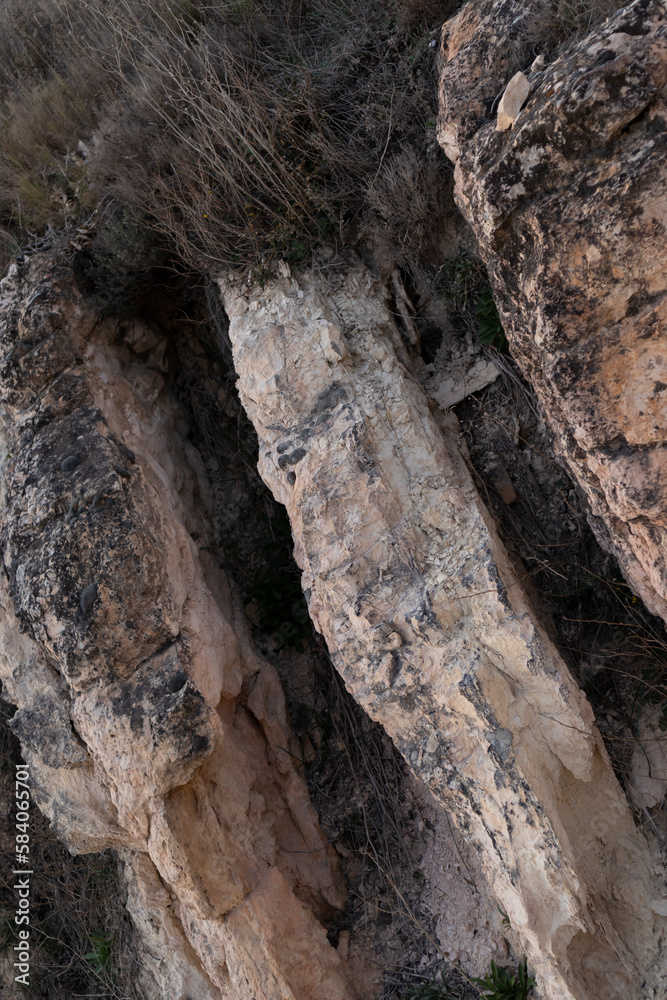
[
  {"xmin": 221, "ymin": 260, "xmax": 666, "ymax": 1000},
  {"xmin": 1, "ymin": 0, "xmax": 667, "ymax": 995},
  {"xmin": 437, "ymin": 0, "xmax": 667, "ymax": 625},
  {"xmin": 0, "ymin": 253, "xmax": 352, "ymax": 1000}
]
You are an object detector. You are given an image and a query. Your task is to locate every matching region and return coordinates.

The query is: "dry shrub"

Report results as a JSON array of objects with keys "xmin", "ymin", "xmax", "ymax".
[
  {"xmin": 86, "ymin": 33, "xmax": 343, "ymax": 269},
  {"xmin": 0, "ymin": 2, "xmax": 119, "ymax": 225},
  {"xmin": 365, "ymin": 147, "xmax": 457, "ymax": 275},
  {"xmin": 0, "ymin": 0, "xmax": 450, "ymax": 274},
  {"xmin": 81, "ymin": 0, "xmax": 447, "ymax": 271},
  {"xmin": 394, "ymin": 0, "xmax": 460, "ymax": 28},
  {"xmin": 542, "ymin": 0, "xmax": 627, "ymax": 49},
  {"xmin": 0, "ymin": 0, "xmax": 624, "ymax": 280}
]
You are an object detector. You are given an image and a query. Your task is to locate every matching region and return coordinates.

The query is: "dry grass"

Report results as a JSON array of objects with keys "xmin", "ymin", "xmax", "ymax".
[
  {"xmin": 0, "ymin": 0, "xmax": 449, "ymax": 278},
  {"xmin": 547, "ymin": 0, "xmax": 625, "ymax": 46},
  {"xmin": 0, "ymin": 1, "xmax": 118, "ymax": 232},
  {"xmin": 365, "ymin": 147, "xmax": 458, "ymax": 275},
  {"xmin": 0, "ymin": 0, "xmax": 626, "ymax": 281},
  {"xmin": 394, "ymin": 0, "xmax": 461, "ymax": 28}
]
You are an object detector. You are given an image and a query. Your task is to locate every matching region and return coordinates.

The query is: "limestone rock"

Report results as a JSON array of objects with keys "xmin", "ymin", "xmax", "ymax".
[
  {"xmin": 221, "ymin": 261, "xmax": 666, "ymax": 1000},
  {"xmin": 428, "ymin": 356, "xmax": 498, "ymax": 408},
  {"xmin": 9, "ymin": 693, "xmax": 87, "ymax": 768},
  {"xmin": 628, "ymin": 705, "xmax": 667, "ymax": 811},
  {"xmin": 0, "ymin": 255, "xmax": 351, "ymax": 1000},
  {"xmin": 119, "ymin": 851, "xmax": 221, "ymax": 1000},
  {"xmin": 437, "ymin": 0, "xmax": 667, "ymax": 625},
  {"xmin": 496, "ymin": 71, "xmax": 530, "ymax": 131}
]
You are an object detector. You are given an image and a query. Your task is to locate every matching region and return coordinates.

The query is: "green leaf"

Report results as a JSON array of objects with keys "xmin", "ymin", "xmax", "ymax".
[
  {"xmin": 472, "ymin": 958, "xmax": 535, "ymax": 1000},
  {"xmin": 85, "ymin": 932, "xmax": 113, "ymax": 972},
  {"xmin": 475, "ymin": 288, "xmax": 507, "ymax": 351}
]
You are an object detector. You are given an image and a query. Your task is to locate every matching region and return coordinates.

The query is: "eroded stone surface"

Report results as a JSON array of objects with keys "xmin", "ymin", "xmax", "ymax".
[
  {"xmin": 221, "ymin": 260, "xmax": 666, "ymax": 1000},
  {"xmin": 438, "ymin": 0, "xmax": 667, "ymax": 625},
  {"xmin": 0, "ymin": 254, "xmax": 351, "ymax": 1000},
  {"xmin": 628, "ymin": 705, "xmax": 667, "ymax": 812}
]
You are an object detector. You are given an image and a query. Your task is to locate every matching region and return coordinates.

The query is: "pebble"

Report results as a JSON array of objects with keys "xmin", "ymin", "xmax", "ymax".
[
  {"xmin": 61, "ymin": 455, "xmax": 81, "ymax": 472},
  {"xmin": 80, "ymin": 584, "xmax": 98, "ymax": 616}
]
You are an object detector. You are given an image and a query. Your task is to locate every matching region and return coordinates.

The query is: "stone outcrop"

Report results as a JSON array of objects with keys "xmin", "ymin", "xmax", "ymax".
[
  {"xmin": 221, "ymin": 260, "xmax": 667, "ymax": 1000},
  {"xmin": 437, "ymin": 0, "xmax": 667, "ymax": 625},
  {"xmin": 0, "ymin": 254, "xmax": 352, "ymax": 1000}
]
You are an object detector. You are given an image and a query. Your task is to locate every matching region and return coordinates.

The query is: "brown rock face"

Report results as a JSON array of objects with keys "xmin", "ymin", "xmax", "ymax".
[
  {"xmin": 0, "ymin": 255, "xmax": 350, "ymax": 1000},
  {"xmin": 221, "ymin": 262, "xmax": 666, "ymax": 1000},
  {"xmin": 437, "ymin": 0, "xmax": 667, "ymax": 624}
]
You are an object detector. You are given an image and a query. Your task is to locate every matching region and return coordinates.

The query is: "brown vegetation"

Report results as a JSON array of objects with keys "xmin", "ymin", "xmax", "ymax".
[
  {"xmin": 545, "ymin": 0, "xmax": 624, "ymax": 43},
  {"xmin": 0, "ymin": 0, "xmax": 624, "ymax": 285},
  {"xmin": 0, "ymin": 0, "xmax": 453, "ymax": 283}
]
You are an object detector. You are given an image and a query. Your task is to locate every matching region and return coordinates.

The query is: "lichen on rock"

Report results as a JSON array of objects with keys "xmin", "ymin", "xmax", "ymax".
[{"xmin": 438, "ymin": 0, "xmax": 667, "ymax": 628}]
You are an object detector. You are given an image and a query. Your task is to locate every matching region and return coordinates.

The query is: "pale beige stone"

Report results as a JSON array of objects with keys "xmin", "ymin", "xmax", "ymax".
[
  {"xmin": 628, "ymin": 706, "xmax": 667, "ymax": 812},
  {"xmin": 221, "ymin": 260, "xmax": 666, "ymax": 1000},
  {"xmin": 497, "ymin": 72, "xmax": 531, "ymax": 131},
  {"xmin": 429, "ymin": 356, "xmax": 499, "ymax": 409}
]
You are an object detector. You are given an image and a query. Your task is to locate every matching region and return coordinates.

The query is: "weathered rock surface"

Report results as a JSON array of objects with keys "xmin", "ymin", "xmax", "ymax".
[
  {"xmin": 436, "ymin": 0, "xmax": 539, "ymax": 163},
  {"xmin": 628, "ymin": 705, "xmax": 667, "ymax": 812},
  {"xmin": 221, "ymin": 261, "xmax": 667, "ymax": 1000},
  {"xmin": 0, "ymin": 254, "xmax": 352, "ymax": 1000},
  {"xmin": 438, "ymin": 0, "xmax": 667, "ymax": 625}
]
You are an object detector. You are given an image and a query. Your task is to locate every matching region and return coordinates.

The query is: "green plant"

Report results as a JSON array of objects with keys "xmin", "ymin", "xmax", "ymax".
[
  {"xmin": 84, "ymin": 931, "xmax": 113, "ymax": 973},
  {"xmin": 472, "ymin": 958, "xmax": 535, "ymax": 1000},
  {"xmin": 475, "ymin": 287, "xmax": 507, "ymax": 351},
  {"xmin": 401, "ymin": 979, "xmax": 465, "ymax": 999},
  {"xmin": 434, "ymin": 251, "xmax": 510, "ymax": 354}
]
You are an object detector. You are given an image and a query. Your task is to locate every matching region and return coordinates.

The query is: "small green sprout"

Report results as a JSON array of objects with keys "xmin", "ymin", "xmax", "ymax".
[{"xmin": 475, "ymin": 287, "xmax": 507, "ymax": 351}]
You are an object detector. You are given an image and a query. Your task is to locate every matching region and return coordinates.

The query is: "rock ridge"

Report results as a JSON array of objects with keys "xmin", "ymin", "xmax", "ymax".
[
  {"xmin": 0, "ymin": 253, "xmax": 352, "ymax": 1000},
  {"xmin": 221, "ymin": 259, "xmax": 666, "ymax": 1000}
]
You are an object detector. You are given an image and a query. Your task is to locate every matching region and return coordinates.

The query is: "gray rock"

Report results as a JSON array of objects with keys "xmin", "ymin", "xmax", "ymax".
[
  {"xmin": 10, "ymin": 695, "xmax": 87, "ymax": 768},
  {"xmin": 80, "ymin": 584, "xmax": 98, "ymax": 616}
]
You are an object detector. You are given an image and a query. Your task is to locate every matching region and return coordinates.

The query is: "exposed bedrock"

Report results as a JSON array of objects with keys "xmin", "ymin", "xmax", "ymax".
[
  {"xmin": 221, "ymin": 262, "xmax": 667, "ymax": 1000},
  {"xmin": 0, "ymin": 255, "xmax": 351, "ymax": 1000},
  {"xmin": 437, "ymin": 0, "xmax": 667, "ymax": 624}
]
